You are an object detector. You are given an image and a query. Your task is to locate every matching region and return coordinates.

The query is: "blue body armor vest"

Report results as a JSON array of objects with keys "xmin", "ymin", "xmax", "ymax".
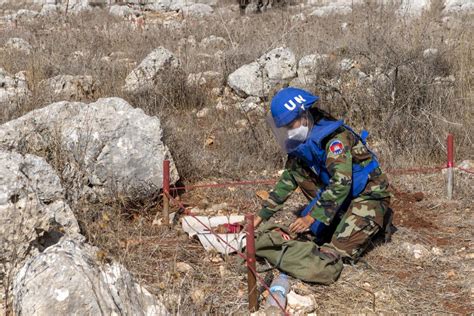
[{"xmin": 291, "ymin": 119, "xmax": 380, "ymax": 236}]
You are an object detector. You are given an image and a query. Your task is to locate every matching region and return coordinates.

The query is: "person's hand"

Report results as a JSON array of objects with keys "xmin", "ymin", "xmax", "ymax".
[
  {"xmin": 253, "ymin": 215, "xmax": 263, "ymax": 228},
  {"xmin": 289, "ymin": 215, "xmax": 315, "ymax": 233}
]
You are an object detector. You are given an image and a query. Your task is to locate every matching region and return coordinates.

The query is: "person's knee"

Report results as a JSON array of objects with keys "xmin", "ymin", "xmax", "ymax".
[{"xmin": 330, "ymin": 216, "xmax": 380, "ymax": 259}]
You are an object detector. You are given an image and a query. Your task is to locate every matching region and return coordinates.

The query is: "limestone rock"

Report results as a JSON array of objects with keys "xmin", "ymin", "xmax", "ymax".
[
  {"xmin": 0, "ymin": 68, "xmax": 30, "ymax": 104},
  {"xmin": 123, "ymin": 47, "xmax": 180, "ymax": 93},
  {"xmin": 109, "ymin": 4, "xmax": 137, "ymax": 17},
  {"xmin": 259, "ymin": 47, "xmax": 297, "ymax": 82},
  {"xmin": 0, "ymin": 150, "xmax": 80, "ymax": 289},
  {"xmin": 287, "ymin": 291, "xmax": 317, "ymax": 313},
  {"xmin": 181, "ymin": 3, "xmax": 214, "ymax": 17},
  {"xmin": 199, "ymin": 35, "xmax": 228, "ymax": 51},
  {"xmin": 40, "ymin": 75, "xmax": 98, "ymax": 99},
  {"xmin": 187, "ymin": 70, "xmax": 223, "ymax": 88},
  {"xmin": 13, "ymin": 238, "xmax": 169, "ymax": 316},
  {"xmin": 401, "ymin": 242, "xmax": 431, "ymax": 259},
  {"xmin": 228, "ymin": 61, "xmax": 271, "ymax": 97},
  {"xmin": 5, "ymin": 37, "xmax": 32, "ymax": 54},
  {"xmin": 309, "ymin": 4, "xmax": 352, "ymax": 17},
  {"xmin": 444, "ymin": 0, "xmax": 474, "ymax": 13},
  {"xmin": 396, "ymin": 0, "xmax": 431, "ymax": 16},
  {"xmin": 292, "ymin": 53, "xmax": 329, "ymax": 86},
  {"xmin": 236, "ymin": 96, "xmax": 263, "ymax": 113},
  {"xmin": 227, "ymin": 47, "xmax": 297, "ymax": 98},
  {"xmin": 0, "ymin": 97, "xmax": 179, "ymax": 200}
]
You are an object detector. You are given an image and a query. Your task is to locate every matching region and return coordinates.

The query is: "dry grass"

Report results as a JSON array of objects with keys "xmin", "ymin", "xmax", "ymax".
[{"xmin": 1, "ymin": 2, "xmax": 473, "ymax": 314}]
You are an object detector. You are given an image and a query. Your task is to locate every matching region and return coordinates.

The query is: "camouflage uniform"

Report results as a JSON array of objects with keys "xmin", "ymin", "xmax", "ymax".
[{"xmin": 258, "ymin": 126, "xmax": 391, "ymax": 259}]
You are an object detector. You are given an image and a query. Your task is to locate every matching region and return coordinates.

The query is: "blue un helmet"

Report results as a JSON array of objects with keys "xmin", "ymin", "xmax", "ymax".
[
  {"xmin": 270, "ymin": 87, "xmax": 319, "ymax": 128},
  {"xmin": 267, "ymin": 87, "xmax": 320, "ymax": 153}
]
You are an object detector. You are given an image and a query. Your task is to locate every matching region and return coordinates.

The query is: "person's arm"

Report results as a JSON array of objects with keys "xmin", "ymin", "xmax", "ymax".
[
  {"xmin": 257, "ymin": 167, "xmax": 298, "ymax": 225},
  {"xmin": 309, "ymin": 133, "xmax": 353, "ymax": 225}
]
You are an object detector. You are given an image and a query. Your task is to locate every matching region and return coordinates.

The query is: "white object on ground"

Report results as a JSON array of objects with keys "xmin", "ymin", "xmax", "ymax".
[{"xmin": 182, "ymin": 215, "xmax": 246, "ymax": 255}]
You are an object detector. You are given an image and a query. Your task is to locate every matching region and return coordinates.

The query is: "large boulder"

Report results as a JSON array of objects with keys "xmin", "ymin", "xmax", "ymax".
[
  {"xmin": 13, "ymin": 237, "xmax": 169, "ymax": 315},
  {"xmin": 444, "ymin": 0, "xmax": 474, "ymax": 13},
  {"xmin": 396, "ymin": 0, "xmax": 431, "ymax": 16},
  {"xmin": 123, "ymin": 47, "xmax": 181, "ymax": 93},
  {"xmin": 0, "ymin": 150, "xmax": 80, "ymax": 289},
  {"xmin": 227, "ymin": 47, "xmax": 297, "ymax": 98},
  {"xmin": 0, "ymin": 68, "xmax": 30, "ymax": 104},
  {"xmin": 0, "ymin": 97, "xmax": 179, "ymax": 200}
]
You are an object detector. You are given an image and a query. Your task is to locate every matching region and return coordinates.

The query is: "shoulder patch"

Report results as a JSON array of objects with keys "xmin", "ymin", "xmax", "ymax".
[{"xmin": 329, "ymin": 140, "xmax": 344, "ymax": 155}]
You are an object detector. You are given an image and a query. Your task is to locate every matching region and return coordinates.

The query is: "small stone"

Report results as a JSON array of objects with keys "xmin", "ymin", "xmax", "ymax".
[
  {"xmin": 191, "ymin": 288, "xmax": 206, "ymax": 305},
  {"xmin": 423, "ymin": 48, "xmax": 439, "ymax": 59},
  {"xmin": 176, "ymin": 262, "xmax": 194, "ymax": 274},
  {"xmin": 431, "ymin": 247, "xmax": 443, "ymax": 256},
  {"xmin": 287, "ymin": 291, "xmax": 316, "ymax": 312},
  {"xmin": 402, "ymin": 242, "xmax": 430, "ymax": 259},
  {"xmin": 447, "ymin": 270, "xmax": 456, "ymax": 278},
  {"xmin": 196, "ymin": 107, "xmax": 210, "ymax": 118}
]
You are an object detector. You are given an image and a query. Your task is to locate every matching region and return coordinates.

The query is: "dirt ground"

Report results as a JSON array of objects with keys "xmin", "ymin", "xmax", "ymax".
[{"xmin": 87, "ymin": 168, "xmax": 473, "ymax": 315}]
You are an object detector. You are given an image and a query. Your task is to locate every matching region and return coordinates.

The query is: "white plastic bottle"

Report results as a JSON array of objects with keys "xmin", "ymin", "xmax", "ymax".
[{"xmin": 265, "ymin": 273, "xmax": 289, "ymax": 314}]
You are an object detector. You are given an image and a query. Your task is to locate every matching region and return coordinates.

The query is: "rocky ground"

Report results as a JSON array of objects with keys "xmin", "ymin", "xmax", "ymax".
[{"xmin": 0, "ymin": 0, "xmax": 473, "ymax": 315}]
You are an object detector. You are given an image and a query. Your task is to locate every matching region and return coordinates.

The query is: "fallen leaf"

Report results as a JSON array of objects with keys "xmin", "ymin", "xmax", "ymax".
[{"xmin": 256, "ymin": 190, "xmax": 269, "ymax": 200}]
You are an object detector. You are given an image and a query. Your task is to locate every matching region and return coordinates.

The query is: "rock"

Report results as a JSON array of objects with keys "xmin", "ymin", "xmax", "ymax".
[
  {"xmin": 124, "ymin": 47, "xmax": 181, "ymax": 93},
  {"xmin": 5, "ymin": 38, "xmax": 32, "ymax": 54},
  {"xmin": 13, "ymin": 237, "xmax": 169, "ymax": 315},
  {"xmin": 287, "ymin": 291, "xmax": 317, "ymax": 313},
  {"xmin": 309, "ymin": 4, "xmax": 352, "ymax": 17},
  {"xmin": 196, "ymin": 107, "xmax": 210, "ymax": 118},
  {"xmin": 444, "ymin": 0, "xmax": 474, "ymax": 13},
  {"xmin": 396, "ymin": 0, "xmax": 431, "ymax": 16},
  {"xmin": 339, "ymin": 58, "xmax": 356, "ymax": 71},
  {"xmin": 259, "ymin": 47, "xmax": 297, "ymax": 82},
  {"xmin": 401, "ymin": 242, "xmax": 430, "ymax": 259},
  {"xmin": 295, "ymin": 53, "xmax": 329, "ymax": 85},
  {"xmin": 40, "ymin": 75, "xmax": 97, "ymax": 99},
  {"xmin": 191, "ymin": 288, "xmax": 206, "ymax": 306},
  {"xmin": 187, "ymin": 71, "xmax": 223, "ymax": 88},
  {"xmin": 423, "ymin": 48, "xmax": 438, "ymax": 59},
  {"xmin": 199, "ymin": 35, "xmax": 228, "ymax": 51},
  {"xmin": 0, "ymin": 151, "xmax": 80, "ymax": 289},
  {"xmin": 176, "ymin": 262, "xmax": 194, "ymax": 273},
  {"xmin": 228, "ymin": 61, "xmax": 271, "ymax": 97},
  {"xmin": 227, "ymin": 47, "xmax": 297, "ymax": 97},
  {"xmin": 458, "ymin": 160, "xmax": 474, "ymax": 169},
  {"xmin": 109, "ymin": 4, "xmax": 137, "ymax": 17},
  {"xmin": 236, "ymin": 96, "xmax": 263, "ymax": 113},
  {"xmin": 8, "ymin": 9, "xmax": 39, "ymax": 21},
  {"xmin": 0, "ymin": 68, "xmax": 30, "ymax": 104},
  {"xmin": 291, "ymin": 13, "xmax": 306, "ymax": 23},
  {"xmin": 40, "ymin": 4, "xmax": 59, "ymax": 16},
  {"xmin": 431, "ymin": 247, "xmax": 443, "ymax": 256},
  {"xmin": 0, "ymin": 97, "xmax": 179, "ymax": 200},
  {"xmin": 181, "ymin": 3, "xmax": 214, "ymax": 17}
]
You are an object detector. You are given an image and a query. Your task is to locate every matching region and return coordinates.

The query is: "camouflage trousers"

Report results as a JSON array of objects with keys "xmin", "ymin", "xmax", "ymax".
[{"xmin": 289, "ymin": 161, "xmax": 391, "ymax": 260}]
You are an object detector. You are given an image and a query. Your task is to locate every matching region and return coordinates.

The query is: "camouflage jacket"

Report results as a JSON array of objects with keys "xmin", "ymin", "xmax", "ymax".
[{"xmin": 258, "ymin": 125, "xmax": 391, "ymax": 225}]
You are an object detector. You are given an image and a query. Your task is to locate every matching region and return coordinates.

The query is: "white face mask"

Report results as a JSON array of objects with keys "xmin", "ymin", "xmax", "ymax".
[{"xmin": 287, "ymin": 125, "xmax": 309, "ymax": 142}]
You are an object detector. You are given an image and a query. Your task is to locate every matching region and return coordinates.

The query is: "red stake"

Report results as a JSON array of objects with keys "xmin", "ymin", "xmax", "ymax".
[
  {"xmin": 447, "ymin": 134, "xmax": 454, "ymax": 199},
  {"xmin": 245, "ymin": 213, "xmax": 258, "ymax": 312},
  {"xmin": 162, "ymin": 160, "xmax": 170, "ymax": 225}
]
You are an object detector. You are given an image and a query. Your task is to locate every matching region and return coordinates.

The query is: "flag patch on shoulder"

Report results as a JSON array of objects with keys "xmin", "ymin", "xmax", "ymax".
[{"xmin": 329, "ymin": 140, "xmax": 344, "ymax": 155}]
